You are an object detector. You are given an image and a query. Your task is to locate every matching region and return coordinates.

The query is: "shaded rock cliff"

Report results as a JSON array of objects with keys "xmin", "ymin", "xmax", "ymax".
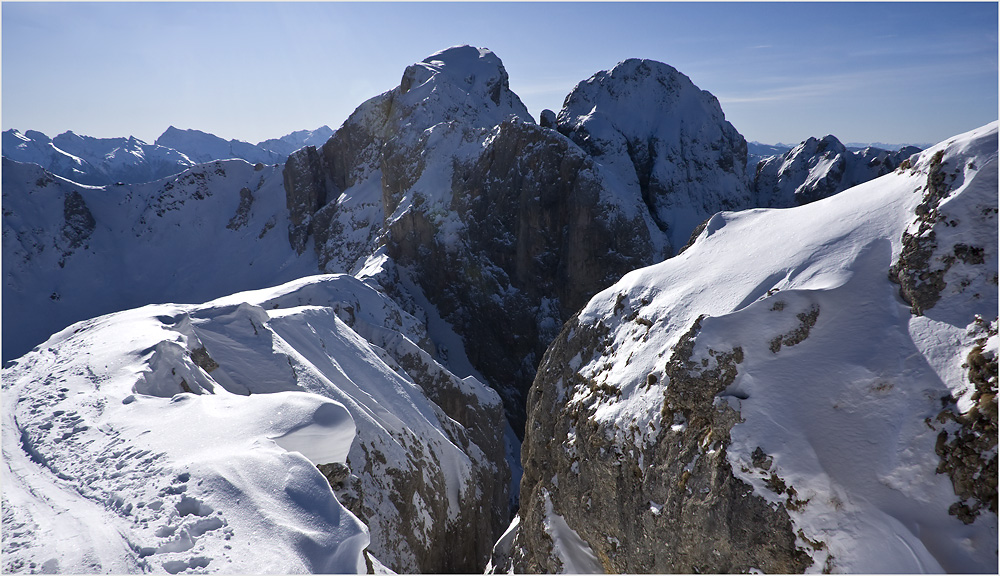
[
  {"xmin": 282, "ymin": 47, "xmax": 760, "ymax": 437},
  {"xmin": 499, "ymin": 123, "xmax": 998, "ymax": 574}
]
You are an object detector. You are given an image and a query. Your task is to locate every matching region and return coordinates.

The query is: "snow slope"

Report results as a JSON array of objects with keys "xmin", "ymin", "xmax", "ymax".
[
  {"xmin": 509, "ymin": 122, "xmax": 998, "ymax": 573},
  {"xmin": 2, "ymin": 273, "xmax": 507, "ymax": 573},
  {"xmin": 2, "ymin": 157, "xmax": 318, "ymax": 362},
  {"xmin": 2, "ymin": 299, "xmax": 368, "ymax": 573}
]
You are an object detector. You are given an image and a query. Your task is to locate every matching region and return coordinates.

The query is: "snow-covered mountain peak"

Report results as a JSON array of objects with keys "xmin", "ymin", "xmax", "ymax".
[
  {"xmin": 154, "ymin": 126, "xmax": 284, "ymax": 165},
  {"xmin": 22, "ymin": 129, "xmax": 52, "ymax": 143},
  {"xmin": 558, "ymin": 58, "xmax": 727, "ymax": 136},
  {"xmin": 754, "ymin": 132, "xmax": 923, "ymax": 207},
  {"xmin": 396, "ymin": 45, "xmax": 533, "ymax": 130},
  {"xmin": 792, "ymin": 133, "xmax": 847, "ymax": 159},
  {"xmin": 556, "ymin": 56, "xmax": 751, "ymax": 251},
  {"xmin": 257, "ymin": 126, "xmax": 335, "ymax": 157}
]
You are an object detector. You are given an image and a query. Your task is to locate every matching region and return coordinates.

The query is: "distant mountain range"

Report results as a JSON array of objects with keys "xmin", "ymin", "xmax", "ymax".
[
  {"xmin": 762, "ymin": 140, "xmax": 931, "ymax": 151},
  {"xmin": 2, "ymin": 125, "xmax": 333, "ymax": 187}
]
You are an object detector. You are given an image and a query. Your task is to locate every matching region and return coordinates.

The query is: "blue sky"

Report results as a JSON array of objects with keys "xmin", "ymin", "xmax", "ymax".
[{"xmin": 3, "ymin": 2, "xmax": 997, "ymax": 146}]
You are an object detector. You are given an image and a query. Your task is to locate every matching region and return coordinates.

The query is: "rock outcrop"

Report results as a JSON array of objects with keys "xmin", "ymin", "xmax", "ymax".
[
  {"xmin": 504, "ymin": 313, "xmax": 810, "ymax": 573},
  {"xmin": 60, "ymin": 190, "xmax": 96, "ymax": 264},
  {"xmin": 501, "ymin": 123, "xmax": 998, "ymax": 574}
]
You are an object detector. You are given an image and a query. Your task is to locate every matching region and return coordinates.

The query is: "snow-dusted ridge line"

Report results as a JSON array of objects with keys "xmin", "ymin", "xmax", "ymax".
[
  {"xmin": 3, "ymin": 272, "xmax": 508, "ymax": 573},
  {"xmin": 2, "ymin": 125, "xmax": 333, "ymax": 187},
  {"xmin": 2, "ymin": 156, "xmax": 320, "ymax": 363},
  {"xmin": 2, "ymin": 301, "xmax": 371, "ymax": 573},
  {"xmin": 504, "ymin": 121, "xmax": 997, "ymax": 573}
]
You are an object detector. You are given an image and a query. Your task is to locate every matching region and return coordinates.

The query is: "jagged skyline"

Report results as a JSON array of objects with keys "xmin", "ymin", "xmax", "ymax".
[{"xmin": 2, "ymin": 2, "xmax": 996, "ymax": 147}]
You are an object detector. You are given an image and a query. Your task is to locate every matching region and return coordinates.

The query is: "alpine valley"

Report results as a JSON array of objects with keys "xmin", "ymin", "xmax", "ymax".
[{"xmin": 3, "ymin": 46, "xmax": 996, "ymax": 574}]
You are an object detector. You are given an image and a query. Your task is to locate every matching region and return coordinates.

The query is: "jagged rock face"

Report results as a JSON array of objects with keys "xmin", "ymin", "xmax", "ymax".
[
  {"xmin": 283, "ymin": 145, "xmax": 332, "ymax": 254},
  {"xmin": 505, "ymin": 313, "xmax": 810, "ymax": 573},
  {"xmin": 753, "ymin": 135, "xmax": 921, "ymax": 207},
  {"xmin": 888, "ymin": 145, "xmax": 997, "ymax": 316},
  {"xmin": 501, "ymin": 123, "xmax": 998, "ymax": 573},
  {"xmin": 454, "ymin": 119, "xmax": 654, "ymax": 321},
  {"xmin": 282, "ymin": 47, "xmax": 666, "ymax": 433},
  {"xmin": 556, "ymin": 58, "xmax": 752, "ymax": 252},
  {"xmin": 60, "ymin": 190, "xmax": 96, "ymax": 264},
  {"xmin": 401, "ymin": 118, "xmax": 657, "ymax": 427}
]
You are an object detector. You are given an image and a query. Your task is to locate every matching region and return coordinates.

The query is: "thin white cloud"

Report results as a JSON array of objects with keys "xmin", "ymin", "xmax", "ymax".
[
  {"xmin": 717, "ymin": 78, "xmax": 853, "ymax": 105},
  {"xmin": 718, "ymin": 60, "xmax": 995, "ymax": 106}
]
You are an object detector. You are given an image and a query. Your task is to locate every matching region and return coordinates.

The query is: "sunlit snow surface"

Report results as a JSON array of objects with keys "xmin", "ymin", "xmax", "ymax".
[
  {"xmin": 567, "ymin": 122, "xmax": 998, "ymax": 572},
  {"xmin": 2, "ymin": 157, "xmax": 319, "ymax": 362},
  {"xmin": 2, "ymin": 274, "xmax": 503, "ymax": 573},
  {"xmin": 1, "ymin": 287, "xmax": 366, "ymax": 573}
]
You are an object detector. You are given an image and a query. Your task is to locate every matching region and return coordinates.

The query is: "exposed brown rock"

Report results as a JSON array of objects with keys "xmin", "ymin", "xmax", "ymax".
[{"xmin": 504, "ymin": 314, "xmax": 812, "ymax": 573}]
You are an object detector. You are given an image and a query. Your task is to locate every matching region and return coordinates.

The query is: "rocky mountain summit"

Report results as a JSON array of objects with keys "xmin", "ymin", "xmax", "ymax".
[
  {"xmin": 553, "ymin": 58, "xmax": 753, "ymax": 251},
  {"xmin": 752, "ymin": 134, "xmax": 921, "ymax": 206},
  {"xmin": 281, "ymin": 48, "xmax": 754, "ymax": 433},
  {"xmin": 497, "ymin": 123, "xmax": 997, "ymax": 573}
]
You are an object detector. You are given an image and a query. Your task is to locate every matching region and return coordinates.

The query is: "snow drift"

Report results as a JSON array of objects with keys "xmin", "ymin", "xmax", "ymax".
[{"xmin": 3, "ymin": 274, "xmax": 508, "ymax": 573}]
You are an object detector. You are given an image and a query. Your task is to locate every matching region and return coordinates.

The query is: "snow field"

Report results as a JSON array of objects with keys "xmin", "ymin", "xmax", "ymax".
[
  {"xmin": 565, "ymin": 122, "xmax": 998, "ymax": 572},
  {"xmin": 3, "ymin": 272, "xmax": 506, "ymax": 572},
  {"xmin": 2, "ymin": 157, "xmax": 319, "ymax": 362}
]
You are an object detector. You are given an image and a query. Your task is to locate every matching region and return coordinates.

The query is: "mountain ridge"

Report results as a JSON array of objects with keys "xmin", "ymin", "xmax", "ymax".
[
  {"xmin": 2, "ymin": 125, "xmax": 334, "ymax": 187},
  {"xmin": 3, "ymin": 45, "xmax": 995, "ymax": 574},
  {"xmin": 499, "ymin": 121, "xmax": 998, "ymax": 574}
]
